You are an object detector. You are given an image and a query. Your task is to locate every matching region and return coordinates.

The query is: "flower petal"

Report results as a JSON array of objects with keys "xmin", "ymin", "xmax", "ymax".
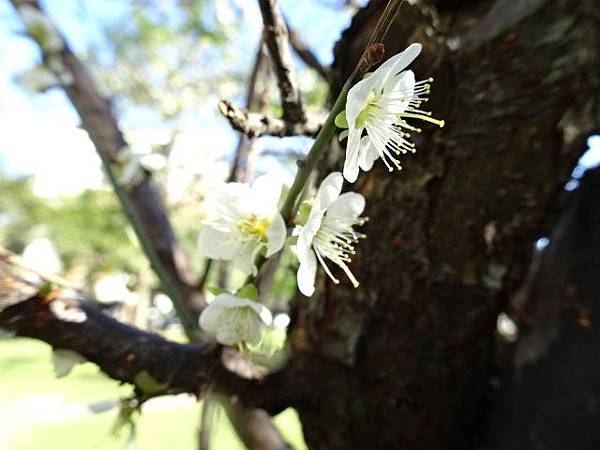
[
  {"xmin": 246, "ymin": 302, "xmax": 273, "ymax": 326},
  {"xmin": 377, "ymin": 43, "xmax": 421, "ymax": 88},
  {"xmin": 313, "ymin": 172, "xmax": 343, "ymax": 211},
  {"xmin": 296, "ymin": 209, "xmax": 325, "ymax": 266},
  {"xmin": 343, "ymin": 128, "xmax": 363, "ymax": 183},
  {"xmin": 265, "ymin": 213, "xmax": 286, "ymax": 257},
  {"xmin": 358, "ymin": 136, "xmax": 380, "ymax": 171},
  {"xmin": 382, "ymin": 70, "xmax": 416, "ymax": 114},
  {"xmin": 297, "ymin": 249, "xmax": 317, "ymax": 297},
  {"xmin": 52, "ymin": 349, "xmax": 86, "ymax": 378},
  {"xmin": 346, "ymin": 76, "xmax": 382, "ymax": 128},
  {"xmin": 250, "ymin": 175, "xmax": 282, "ymax": 216},
  {"xmin": 199, "ymin": 302, "xmax": 226, "ymax": 333},
  {"xmin": 327, "ymin": 192, "xmax": 366, "ymax": 221},
  {"xmin": 233, "ymin": 242, "xmax": 262, "ymax": 276},
  {"xmin": 198, "ymin": 226, "xmax": 239, "ymax": 260},
  {"xmin": 210, "ymin": 293, "xmax": 252, "ymax": 309}
]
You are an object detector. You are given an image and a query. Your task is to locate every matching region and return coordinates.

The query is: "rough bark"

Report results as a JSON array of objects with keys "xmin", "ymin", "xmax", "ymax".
[
  {"xmin": 482, "ymin": 166, "xmax": 600, "ymax": 450},
  {"xmin": 258, "ymin": 0, "xmax": 306, "ymax": 123},
  {"xmin": 283, "ymin": 0, "xmax": 600, "ymax": 449}
]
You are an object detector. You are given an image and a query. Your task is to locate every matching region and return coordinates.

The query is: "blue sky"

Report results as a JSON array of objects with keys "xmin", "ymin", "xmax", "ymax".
[{"xmin": 0, "ymin": 0, "xmax": 359, "ymax": 196}]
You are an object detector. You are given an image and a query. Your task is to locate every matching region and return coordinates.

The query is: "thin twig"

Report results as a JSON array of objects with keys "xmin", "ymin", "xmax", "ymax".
[
  {"xmin": 280, "ymin": 0, "xmax": 405, "ymax": 223},
  {"xmin": 218, "ymin": 100, "xmax": 323, "ymax": 138},
  {"xmin": 0, "ymin": 247, "xmax": 84, "ymax": 292},
  {"xmin": 198, "ymin": 395, "xmax": 218, "ymax": 450},
  {"xmin": 257, "ymin": 0, "xmax": 306, "ymax": 124},
  {"xmin": 227, "ymin": 42, "xmax": 269, "ymax": 183}
]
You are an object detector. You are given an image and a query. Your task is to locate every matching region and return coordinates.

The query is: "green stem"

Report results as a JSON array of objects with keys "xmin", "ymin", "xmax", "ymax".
[
  {"xmin": 279, "ymin": 78, "xmax": 353, "ymax": 222},
  {"xmin": 243, "ymin": 0, "xmax": 406, "ymax": 287},
  {"xmin": 245, "ymin": 75, "xmax": 356, "ymax": 287},
  {"xmin": 97, "ymin": 152, "xmax": 200, "ymax": 341}
]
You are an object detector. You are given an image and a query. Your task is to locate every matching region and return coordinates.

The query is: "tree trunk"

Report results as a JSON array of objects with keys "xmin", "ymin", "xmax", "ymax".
[
  {"xmin": 284, "ymin": 0, "xmax": 600, "ymax": 448},
  {"xmin": 482, "ymin": 166, "xmax": 600, "ymax": 450}
]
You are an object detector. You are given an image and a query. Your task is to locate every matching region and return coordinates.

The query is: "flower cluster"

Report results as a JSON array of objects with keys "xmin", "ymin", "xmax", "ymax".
[
  {"xmin": 16, "ymin": 5, "xmax": 73, "ymax": 91},
  {"xmin": 198, "ymin": 44, "xmax": 442, "ymax": 348}
]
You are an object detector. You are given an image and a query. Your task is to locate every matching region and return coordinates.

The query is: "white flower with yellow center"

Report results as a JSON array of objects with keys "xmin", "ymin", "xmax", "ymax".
[
  {"xmin": 199, "ymin": 292, "xmax": 272, "ymax": 346},
  {"xmin": 343, "ymin": 43, "xmax": 444, "ymax": 183},
  {"xmin": 295, "ymin": 172, "xmax": 366, "ymax": 297},
  {"xmin": 198, "ymin": 176, "xmax": 286, "ymax": 276}
]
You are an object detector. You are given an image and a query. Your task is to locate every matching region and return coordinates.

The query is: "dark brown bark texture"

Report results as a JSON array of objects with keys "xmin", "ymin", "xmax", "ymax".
[
  {"xmin": 483, "ymin": 167, "xmax": 600, "ymax": 450},
  {"xmin": 284, "ymin": 0, "xmax": 600, "ymax": 449}
]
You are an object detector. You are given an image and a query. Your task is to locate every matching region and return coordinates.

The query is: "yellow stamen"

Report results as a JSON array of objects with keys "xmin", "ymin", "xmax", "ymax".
[{"xmin": 398, "ymin": 112, "xmax": 445, "ymax": 127}]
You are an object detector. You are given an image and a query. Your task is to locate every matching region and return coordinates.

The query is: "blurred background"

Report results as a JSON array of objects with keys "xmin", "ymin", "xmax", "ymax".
[{"xmin": 0, "ymin": 1, "xmax": 367, "ymax": 448}]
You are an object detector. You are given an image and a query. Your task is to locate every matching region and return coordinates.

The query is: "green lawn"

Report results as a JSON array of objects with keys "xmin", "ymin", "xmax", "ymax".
[{"xmin": 0, "ymin": 338, "xmax": 306, "ymax": 450}]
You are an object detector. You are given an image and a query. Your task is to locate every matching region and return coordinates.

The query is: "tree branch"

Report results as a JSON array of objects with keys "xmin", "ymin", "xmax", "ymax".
[
  {"xmin": 0, "ymin": 292, "xmax": 292, "ymax": 414},
  {"xmin": 0, "ymin": 294, "xmax": 215, "ymax": 394},
  {"xmin": 218, "ymin": 100, "xmax": 323, "ymax": 138},
  {"xmin": 9, "ymin": 0, "xmax": 205, "ymax": 327},
  {"xmin": 227, "ymin": 41, "xmax": 269, "ymax": 183},
  {"xmin": 257, "ymin": 0, "xmax": 306, "ymax": 124}
]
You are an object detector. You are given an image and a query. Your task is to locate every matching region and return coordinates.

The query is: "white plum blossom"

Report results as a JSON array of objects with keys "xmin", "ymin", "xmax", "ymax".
[
  {"xmin": 199, "ymin": 293, "xmax": 273, "ymax": 346},
  {"xmin": 343, "ymin": 43, "xmax": 444, "ymax": 182},
  {"xmin": 198, "ymin": 176, "xmax": 286, "ymax": 276},
  {"xmin": 52, "ymin": 349, "xmax": 86, "ymax": 378},
  {"xmin": 295, "ymin": 172, "xmax": 366, "ymax": 297},
  {"xmin": 17, "ymin": 65, "xmax": 58, "ymax": 92},
  {"xmin": 118, "ymin": 146, "xmax": 168, "ymax": 187},
  {"xmin": 17, "ymin": 4, "xmax": 64, "ymax": 54},
  {"xmin": 17, "ymin": 59, "xmax": 73, "ymax": 93}
]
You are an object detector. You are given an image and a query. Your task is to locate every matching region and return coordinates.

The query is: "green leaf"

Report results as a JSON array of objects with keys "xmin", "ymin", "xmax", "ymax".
[
  {"xmin": 338, "ymin": 129, "xmax": 349, "ymax": 142},
  {"xmin": 295, "ymin": 201, "xmax": 312, "ymax": 226},
  {"xmin": 334, "ymin": 110, "xmax": 348, "ymax": 129},
  {"xmin": 286, "ymin": 235, "xmax": 298, "ymax": 246},
  {"xmin": 207, "ymin": 286, "xmax": 228, "ymax": 296},
  {"xmin": 237, "ymin": 283, "xmax": 258, "ymax": 301},
  {"xmin": 133, "ymin": 370, "xmax": 168, "ymax": 394}
]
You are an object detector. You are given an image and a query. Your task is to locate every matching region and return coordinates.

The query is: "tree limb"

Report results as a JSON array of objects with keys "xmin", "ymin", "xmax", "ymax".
[
  {"xmin": 257, "ymin": 0, "xmax": 306, "ymax": 124},
  {"xmin": 0, "ymin": 292, "xmax": 293, "ymax": 414},
  {"xmin": 0, "ymin": 294, "xmax": 215, "ymax": 394},
  {"xmin": 9, "ymin": 0, "xmax": 205, "ymax": 324},
  {"xmin": 227, "ymin": 42, "xmax": 269, "ymax": 183}
]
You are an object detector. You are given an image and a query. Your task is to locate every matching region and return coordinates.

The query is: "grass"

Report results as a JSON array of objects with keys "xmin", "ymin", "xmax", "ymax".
[{"xmin": 0, "ymin": 337, "xmax": 306, "ymax": 450}]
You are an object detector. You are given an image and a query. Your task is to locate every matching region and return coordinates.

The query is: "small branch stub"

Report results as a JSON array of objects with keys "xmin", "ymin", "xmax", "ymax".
[{"xmin": 367, "ymin": 43, "xmax": 385, "ymax": 66}]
